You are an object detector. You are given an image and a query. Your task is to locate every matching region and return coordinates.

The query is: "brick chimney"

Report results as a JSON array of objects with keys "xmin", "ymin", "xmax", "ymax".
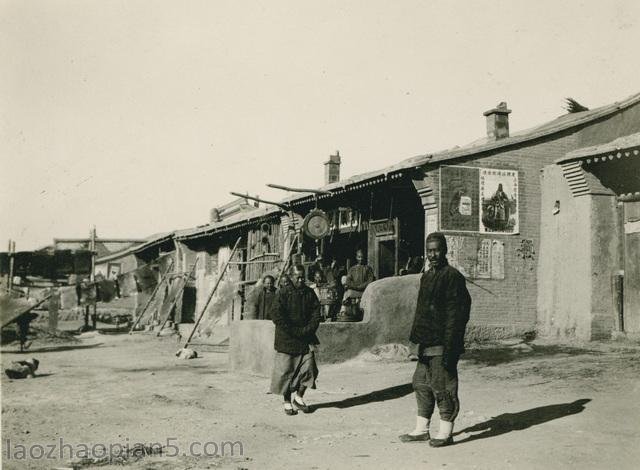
[
  {"xmin": 324, "ymin": 151, "xmax": 341, "ymax": 185},
  {"xmin": 483, "ymin": 102, "xmax": 511, "ymax": 140}
]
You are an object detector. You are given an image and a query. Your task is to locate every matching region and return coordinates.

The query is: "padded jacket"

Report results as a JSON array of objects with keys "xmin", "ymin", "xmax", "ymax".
[
  {"xmin": 409, "ymin": 261, "xmax": 471, "ymax": 359},
  {"xmin": 271, "ymin": 285, "xmax": 321, "ymax": 355}
]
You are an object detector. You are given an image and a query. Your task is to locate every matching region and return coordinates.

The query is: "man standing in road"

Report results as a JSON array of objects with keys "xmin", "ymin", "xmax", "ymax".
[
  {"xmin": 400, "ymin": 232, "xmax": 471, "ymax": 447},
  {"xmin": 270, "ymin": 265, "xmax": 321, "ymax": 415}
]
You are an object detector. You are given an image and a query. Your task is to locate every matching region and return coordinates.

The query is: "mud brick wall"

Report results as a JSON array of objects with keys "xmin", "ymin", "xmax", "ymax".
[{"xmin": 424, "ymin": 104, "xmax": 640, "ymax": 340}]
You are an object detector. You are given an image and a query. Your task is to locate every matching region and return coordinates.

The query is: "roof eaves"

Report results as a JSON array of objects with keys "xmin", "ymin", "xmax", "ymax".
[
  {"xmin": 175, "ymin": 207, "xmax": 282, "ymax": 241},
  {"xmin": 557, "ymin": 132, "xmax": 640, "ymax": 164},
  {"xmin": 96, "ymin": 233, "xmax": 175, "ymax": 263}
]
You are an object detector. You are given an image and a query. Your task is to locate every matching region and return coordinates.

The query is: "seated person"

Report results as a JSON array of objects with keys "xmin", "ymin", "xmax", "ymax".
[
  {"xmin": 245, "ymin": 274, "xmax": 277, "ymax": 320},
  {"xmin": 343, "ymin": 248, "xmax": 375, "ymax": 303},
  {"xmin": 307, "ymin": 256, "xmax": 325, "ymax": 283},
  {"xmin": 310, "ymin": 270, "xmax": 327, "ymax": 296}
]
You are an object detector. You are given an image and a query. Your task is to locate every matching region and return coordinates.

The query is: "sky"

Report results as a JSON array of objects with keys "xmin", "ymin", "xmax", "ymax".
[{"xmin": 1, "ymin": 0, "xmax": 639, "ymax": 250}]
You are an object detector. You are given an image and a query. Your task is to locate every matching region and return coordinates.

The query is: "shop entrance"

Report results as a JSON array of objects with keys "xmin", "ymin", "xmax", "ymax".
[{"xmin": 377, "ymin": 239, "xmax": 397, "ymax": 278}]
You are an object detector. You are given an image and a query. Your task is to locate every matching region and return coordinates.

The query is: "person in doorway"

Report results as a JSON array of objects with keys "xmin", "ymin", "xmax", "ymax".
[
  {"xmin": 399, "ymin": 232, "xmax": 471, "ymax": 447},
  {"xmin": 270, "ymin": 265, "xmax": 321, "ymax": 415},
  {"xmin": 246, "ymin": 274, "xmax": 277, "ymax": 320},
  {"xmin": 344, "ymin": 248, "xmax": 375, "ymax": 294},
  {"xmin": 339, "ymin": 249, "xmax": 374, "ymax": 316}
]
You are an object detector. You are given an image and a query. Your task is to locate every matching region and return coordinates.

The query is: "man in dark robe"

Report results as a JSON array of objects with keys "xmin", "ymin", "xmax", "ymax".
[
  {"xmin": 270, "ymin": 265, "xmax": 321, "ymax": 415},
  {"xmin": 400, "ymin": 232, "xmax": 471, "ymax": 447}
]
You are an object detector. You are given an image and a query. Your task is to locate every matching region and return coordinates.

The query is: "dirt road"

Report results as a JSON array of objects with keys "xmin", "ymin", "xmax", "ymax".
[{"xmin": 2, "ymin": 326, "xmax": 639, "ymax": 469}]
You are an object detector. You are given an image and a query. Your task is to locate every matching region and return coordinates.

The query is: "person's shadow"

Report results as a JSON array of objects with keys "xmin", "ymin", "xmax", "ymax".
[
  {"xmin": 454, "ymin": 399, "xmax": 591, "ymax": 444},
  {"xmin": 309, "ymin": 383, "xmax": 413, "ymax": 413}
]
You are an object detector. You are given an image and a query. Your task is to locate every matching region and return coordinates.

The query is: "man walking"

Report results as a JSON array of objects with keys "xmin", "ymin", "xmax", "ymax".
[
  {"xmin": 400, "ymin": 232, "xmax": 471, "ymax": 447},
  {"xmin": 270, "ymin": 265, "xmax": 321, "ymax": 415}
]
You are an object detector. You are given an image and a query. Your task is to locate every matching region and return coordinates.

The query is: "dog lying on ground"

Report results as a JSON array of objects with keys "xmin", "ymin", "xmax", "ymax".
[
  {"xmin": 175, "ymin": 348, "xmax": 197, "ymax": 359},
  {"xmin": 5, "ymin": 358, "xmax": 39, "ymax": 379}
]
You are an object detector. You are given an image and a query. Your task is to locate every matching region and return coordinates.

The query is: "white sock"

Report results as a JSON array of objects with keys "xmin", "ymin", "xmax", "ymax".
[
  {"xmin": 436, "ymin": 420, "xmax": 453, "ymax": 439},
  {"xmin": 409, "ymin": 416, "xmax": 430, "ymax": 435}
]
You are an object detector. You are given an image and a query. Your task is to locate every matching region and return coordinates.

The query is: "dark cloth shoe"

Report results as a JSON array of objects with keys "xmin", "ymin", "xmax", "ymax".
[
  {"xmin": 429, "ymin": 436, "xmax": 453, "ymax": 447},
  {"xmin": 399, "ymin": 432, "xmax": 430, "ymax": 443},
  {"xmin": 283, "ymin": 404, "xmax": 298, "ymax": 416}
]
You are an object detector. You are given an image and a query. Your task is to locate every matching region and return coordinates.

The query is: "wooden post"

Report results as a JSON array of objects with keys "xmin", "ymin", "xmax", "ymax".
[
  {"xmin": 612, "ymin": 272, "xmax": 624, "ymax": 332},
  {"xmin": 8, "ymin": 240, "xmax": 15, "ymax": 293},
  {"xmin": 129, "ymin": 258, "xmax": 174, "ymax": 334},
  {"xmin": 90, "ymin": 226, "xmax": 97, "ymax": 329},
  {"xmin": 275, "ymin": 232, "xmax": 298, "ymax": 285},
  {"xmin": 156, "ymin": 258, "xmax": 198, "ymax": 336},
  {"xmin": 182, "ymin": 237, "xmax": 241, "ymax": 349},
  {"xmin": 48, "ymin": 288, "xmax": 59, "ymax": 331}
]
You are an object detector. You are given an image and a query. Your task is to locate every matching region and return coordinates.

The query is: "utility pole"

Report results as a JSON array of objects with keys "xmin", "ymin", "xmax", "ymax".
[
  {"xmin": 7, "ymin": 240, "xmax": 15, "ymax": 293},
  {"xmin": 90, "ymin": 226, "xmax": 97, "ymax": 329}
]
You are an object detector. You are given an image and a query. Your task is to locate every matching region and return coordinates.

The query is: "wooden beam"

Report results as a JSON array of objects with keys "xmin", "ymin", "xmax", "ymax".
[
  {"xmin": 267, "ymin": 183, "xmax": 332, "ymax": 195},
  {"xmin": 229, "ymin": 192, "xmax": 290, "ymax": 210}
]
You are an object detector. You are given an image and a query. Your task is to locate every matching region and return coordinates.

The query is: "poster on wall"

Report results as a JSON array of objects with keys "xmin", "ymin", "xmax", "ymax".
[
  {"xmin": 107, "ymin": 263, "xmax": 121, "ymax": 280},
  {"xmin": 440, "ymin": 166, "xmax": 519, "ymax": 234},
  {"xmin": 440, "ymin": 166, "xmax": 480, "ymax": 232},
  {"xmin": 444, "ymin": 235, "xmax": 506, "ymax": 280},
  {"xmin": 479, "ymin": 168, "xmax": 519, "ymax": 233}
]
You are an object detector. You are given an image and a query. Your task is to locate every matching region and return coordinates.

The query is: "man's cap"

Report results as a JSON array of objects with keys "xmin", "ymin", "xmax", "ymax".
[{"xmin": 426, "ymin": 232, "xmax": 448, "ymax": 253}]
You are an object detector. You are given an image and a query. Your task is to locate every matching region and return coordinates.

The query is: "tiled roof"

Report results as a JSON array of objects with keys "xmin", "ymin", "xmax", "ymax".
[{"xmin": 95, "ymin": 231, "xmax": 174, "ymax": 263}]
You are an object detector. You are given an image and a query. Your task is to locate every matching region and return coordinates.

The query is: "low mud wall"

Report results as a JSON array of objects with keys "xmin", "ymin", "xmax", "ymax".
[{"xmin": 229, "ymin": 275, "xmax": 421, "ymax": 375}]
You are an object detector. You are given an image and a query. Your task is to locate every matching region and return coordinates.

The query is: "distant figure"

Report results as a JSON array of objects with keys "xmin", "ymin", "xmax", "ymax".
[
  {"xmin": 5, "ymin": 358, "xmax": 39, "ymax": 379},
  {"xmin": 16, "ymin": 311, "xmax": 38, "ymax": 352},
  {"xmin": 270, "ymin": 265, "xmax": 321, "ymax": 415},
  {"xmin": 310, "ymin": 270, "xmax": 327, "ymax": 298},
  {"xmin": 310, "ymin": 270, "xmax": 336, "ymax": 321},
  {"xmin": 278, "ymin": 273, "xmax": 293, "ymax": 292},
  {"xmin": 345, "ymin": 249, "xmax": 374, "ymax": 292},
  {"xmin": 341, "ymin": 248, "xmax": 374, "ymax": 308},
  {"xmin": 400, "ymin": 232, "xmax": 471, "ymax": 447},
  {"xmin": 307, "ymin": 255, "xmax": 325, "ymax": 283},
  {"xmin": 246, "ymin": 274, "xmax": 277, "ymax": 320}
]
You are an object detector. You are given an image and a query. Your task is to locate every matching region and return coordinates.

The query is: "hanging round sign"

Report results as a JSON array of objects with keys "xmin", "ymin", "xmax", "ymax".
[{"xmin": 303, "ymin": 209, "xmax": 331, "ymax": 240}]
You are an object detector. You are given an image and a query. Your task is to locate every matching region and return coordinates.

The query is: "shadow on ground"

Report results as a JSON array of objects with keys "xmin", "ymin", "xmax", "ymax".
[
  {"xmin": 454, "ymin": 398, "xmax": 591, "ymax": 444},
  {"xmin": 463, "ymin": 344, "xmax": 602, "ymax": 367},
  {"xmin": 1, "ymin": 342, "xmax": 104, "ymax": 354},
  {"xmin": 310, "ymin": 383, "xmax": 413, "ymax": 412}
]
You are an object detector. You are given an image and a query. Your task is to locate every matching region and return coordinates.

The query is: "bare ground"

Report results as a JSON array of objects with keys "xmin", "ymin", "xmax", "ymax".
[{"xmin": 1, "ymin": 323, "xmax": 639, "ymax": 470}]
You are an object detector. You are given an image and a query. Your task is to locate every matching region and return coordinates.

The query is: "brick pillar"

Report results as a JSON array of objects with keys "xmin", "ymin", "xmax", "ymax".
[{"xmin": 412, "ymin": 171, "xmax": 438, "ymax": 261}]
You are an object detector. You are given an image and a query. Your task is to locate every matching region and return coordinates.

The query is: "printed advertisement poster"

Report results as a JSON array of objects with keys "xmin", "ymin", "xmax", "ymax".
[
  {"xmin": 440, "ymin": 166, "xmax": 480, "ymax": 232},
  {"xmin": 479, "ymin": 169, "xmax": 519, "ymax": 233}
]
